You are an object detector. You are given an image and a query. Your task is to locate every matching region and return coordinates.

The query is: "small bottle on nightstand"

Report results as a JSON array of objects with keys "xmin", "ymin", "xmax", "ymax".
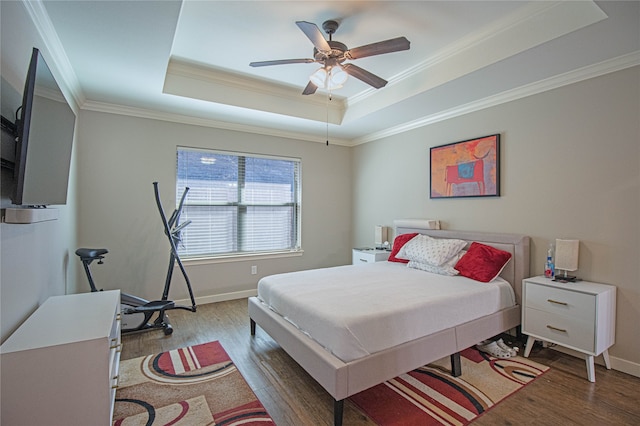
[{"xmin": 544, "ymin": 244, "xmax": 555, "ymax": 279}]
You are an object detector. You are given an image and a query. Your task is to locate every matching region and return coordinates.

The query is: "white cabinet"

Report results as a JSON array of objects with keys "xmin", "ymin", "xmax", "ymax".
[
  {"xmin": 522, "ymin": 276, "xmax": 615, "ymax": 382},
  {"xmin": 352, "ymin": 248, "xmax": 390, "ymax": 265},
  {"xmin": 1, "ymin": 290, "xmax": 121, "ymax": 425}
]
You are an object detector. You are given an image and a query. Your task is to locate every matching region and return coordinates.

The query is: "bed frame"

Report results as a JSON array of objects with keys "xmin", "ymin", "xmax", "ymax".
[{"xmin": 249, "ymin": 223, "xmax": 530, "ymax": 426}]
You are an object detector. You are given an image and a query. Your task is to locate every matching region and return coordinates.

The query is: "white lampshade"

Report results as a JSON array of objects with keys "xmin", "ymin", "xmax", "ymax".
[
  {"xmin": 374, "ymin": 225, "xmax": 387, "ymax": 246},
  {"xmin": 309, "ymin": 66, "xmax": 348, "ymax": 90},
  {"xmin": 328, "ymin": 66, "xmax": 348, "ymax": 87},
  {"xmin": 555, "ymin": 239, "xmax": 579, "ymax": 273},
  {"xmin": 309, "ymin": 67, "xmax": 327, "ymax": 87}
]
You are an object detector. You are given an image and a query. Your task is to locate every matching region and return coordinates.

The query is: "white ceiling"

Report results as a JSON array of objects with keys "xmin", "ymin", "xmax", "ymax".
[{"xmin": 18, "ymin": 1, "xmax": 640, "ymax": 145}]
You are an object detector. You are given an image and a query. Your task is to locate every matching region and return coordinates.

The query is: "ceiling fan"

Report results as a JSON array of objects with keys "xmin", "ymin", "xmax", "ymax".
[{"xmin": 250, "ymin": 20, "xmax": 410, "ymax": 95}]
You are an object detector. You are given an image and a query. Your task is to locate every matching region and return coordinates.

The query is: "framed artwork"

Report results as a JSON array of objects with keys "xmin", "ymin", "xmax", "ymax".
[{"xmin": 430, "ymin": 134, "xmax": 500, "ymax": 199}]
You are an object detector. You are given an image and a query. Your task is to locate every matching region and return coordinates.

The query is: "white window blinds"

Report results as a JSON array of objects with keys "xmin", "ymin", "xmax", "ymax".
[{"xmin": 176, "ymin": 147, "xmax": 301, "ymax": 258}]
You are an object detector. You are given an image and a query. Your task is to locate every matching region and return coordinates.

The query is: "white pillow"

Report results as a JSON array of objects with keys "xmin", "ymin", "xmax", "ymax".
[
  {"xmin": 395, "ymin": 234, "xmax": 419, "ymax": 260},
  {"xmin": 407, "ymin": 261, "xmax": 459, "ymax": 275},
  {"xmin": 407, "ymin": 250, "xmax": 466, "ymax": 276},
  {"xmin": 399, "ymin": 235, "xmax": 468, "ymax": 266}
]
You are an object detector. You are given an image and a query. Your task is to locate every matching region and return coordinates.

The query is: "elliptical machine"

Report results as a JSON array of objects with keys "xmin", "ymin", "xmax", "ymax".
[{"xmin": 76, "ymin": 182, "xmax": 197, "ymax": 335}]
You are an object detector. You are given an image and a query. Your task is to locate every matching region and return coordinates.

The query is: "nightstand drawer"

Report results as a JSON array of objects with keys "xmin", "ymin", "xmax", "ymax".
[
  {"xmin": 525, "ymin": 282, "xmax": 595, "ymax": 323},
  {"xmin": 524, "ymin": 307, "xmax": 595, "ymax": 352}
]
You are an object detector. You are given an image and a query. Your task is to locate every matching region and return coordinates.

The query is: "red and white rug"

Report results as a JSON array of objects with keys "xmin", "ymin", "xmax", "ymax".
[
  {"xmin": 113, "ymin": 341, "xmax": 274, "ymax": 426},
  {"xmin": 350, "ymin": 346, "xmax": 549, "ymax": 426}
]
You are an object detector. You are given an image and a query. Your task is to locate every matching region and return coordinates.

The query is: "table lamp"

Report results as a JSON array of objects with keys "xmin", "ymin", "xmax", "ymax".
[{"xmin": 554, "ymin": 239, "xmax": 579, "ymax": 282}]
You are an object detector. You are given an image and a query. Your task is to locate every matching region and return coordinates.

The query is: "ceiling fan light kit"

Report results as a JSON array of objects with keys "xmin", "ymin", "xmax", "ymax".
[
  {"xmin": 250, "ymin": 19, "xmax": 410, "ymax": 95},
  {"xmin": 310, "ymin": 66, "xmax": 348, "ymax": 90}
]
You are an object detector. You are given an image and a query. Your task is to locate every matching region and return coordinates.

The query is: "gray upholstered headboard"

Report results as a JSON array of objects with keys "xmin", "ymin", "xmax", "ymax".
[{"xmin": 394, "ymin": 219, "xmax": 530, "ymax": 305}]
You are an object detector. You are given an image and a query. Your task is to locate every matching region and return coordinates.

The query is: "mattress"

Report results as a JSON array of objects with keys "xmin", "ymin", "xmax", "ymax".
[{"xmin": 257, "ymin": 261, "xmax": 516, "ymax": 363}]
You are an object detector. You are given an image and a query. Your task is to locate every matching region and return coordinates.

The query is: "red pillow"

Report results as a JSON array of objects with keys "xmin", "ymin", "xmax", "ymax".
[
  {"xmin": 454, "ymin": 242, "xmax": 512, "ymax": 282},
  {"xmin": 388, "ymin": 233, "xmax": 418, "ymax": 263}
]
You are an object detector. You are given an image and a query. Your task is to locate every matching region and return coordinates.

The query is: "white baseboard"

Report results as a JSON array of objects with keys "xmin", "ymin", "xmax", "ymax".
[
  {"xmin": 551, "ymin": 346, "xmax": 640, "ymax": 378},
  {"xmin": 610, "ymin": 356, "xmax": 640, "ymax": 378},
  {"xmin": 174, "ymin": 289, "xmax": 257, "ymax": 307}
]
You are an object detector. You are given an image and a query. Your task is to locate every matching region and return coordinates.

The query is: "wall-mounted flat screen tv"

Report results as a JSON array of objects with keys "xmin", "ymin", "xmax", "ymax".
[{"xmin": 13, "ymin": 47, "xmax": 76, "ymax": 206}]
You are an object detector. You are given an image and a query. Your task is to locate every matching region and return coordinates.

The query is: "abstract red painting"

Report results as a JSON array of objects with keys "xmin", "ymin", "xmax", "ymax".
[{"xmin": 430, "ymin": 134, "xmax": 500, "ymax": 198}]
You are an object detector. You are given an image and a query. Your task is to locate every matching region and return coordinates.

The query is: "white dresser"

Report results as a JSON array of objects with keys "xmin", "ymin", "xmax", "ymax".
[
  {"xmin": 1, "ymin": 290, "xmax": 122, "ymax": 425},
  {"xmin": 522, "ymin": 276, "xmax": 616, "ymax": 382},
  {"xmin": 352, "ymin": 248, "xmax": 390, "ymax": 265}
]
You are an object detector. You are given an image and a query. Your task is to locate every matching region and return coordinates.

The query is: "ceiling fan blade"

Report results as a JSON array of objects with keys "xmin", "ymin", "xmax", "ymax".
[
  {"xmin": 296, "ymin": 21, "xmax": 331, "ymax": 52},
  {"xmin": 341, "ymin": 64, "xmax": 387, "ymax": 89},
  {"xmin": 250, "ymin": 58, "xmax": 315, "ymax": 67},
  {"xmin": 302, "ymin": 81, "xmax": 318, "ymax": 95},
  {"xmin": 345, "ymin": 36, "xmax": 410, "ymax": 60}
]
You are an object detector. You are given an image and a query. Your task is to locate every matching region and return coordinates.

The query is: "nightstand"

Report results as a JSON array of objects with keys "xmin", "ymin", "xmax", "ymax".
[
  {"xmin": 352, "ymin": 248, "xmax": 390, "ymax": 265},
  {"xmin": 522, "ymin": 275, "xmax": 616, "ymax": 382}
]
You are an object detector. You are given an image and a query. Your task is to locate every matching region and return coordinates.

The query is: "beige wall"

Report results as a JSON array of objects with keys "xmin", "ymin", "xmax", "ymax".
[
  {"xmin": 352, "ymin": 66, "xmax": 640, "ymax": 373},
  {"xmin": 73, "ymin": 110, "xmax": 352, "ymax": 303}
]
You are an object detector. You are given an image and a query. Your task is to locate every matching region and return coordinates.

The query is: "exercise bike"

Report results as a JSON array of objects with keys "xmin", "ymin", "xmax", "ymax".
[{"xmin": 76, "ymin": 182, "xmax": 197, "ymax": 335}]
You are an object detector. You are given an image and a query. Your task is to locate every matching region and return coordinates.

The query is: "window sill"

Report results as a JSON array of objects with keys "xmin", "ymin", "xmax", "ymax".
[{"xmin": 182, "ymin": 250, "xmax": 304, "ymax": 266}]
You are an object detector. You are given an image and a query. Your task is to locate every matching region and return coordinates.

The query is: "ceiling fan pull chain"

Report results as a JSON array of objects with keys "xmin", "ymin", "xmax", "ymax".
[{"xmin": 326, "ymin": 91, "xmax": 331, "ymax": 146}]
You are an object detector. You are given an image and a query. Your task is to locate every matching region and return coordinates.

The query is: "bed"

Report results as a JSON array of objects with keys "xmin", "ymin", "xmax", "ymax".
[{"xmin": 249, "ymin": 221, "xmax": 530, "ymax": 425}]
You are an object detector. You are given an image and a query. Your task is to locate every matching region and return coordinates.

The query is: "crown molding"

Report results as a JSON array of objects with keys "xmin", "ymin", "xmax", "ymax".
[
  {"xmin": 31, "ymin": 0, "xmax": 629, "ymax": 148},
  {"xmin": 351, "ymin": 52, "xmax": 640, "ymax": 146},
  {"xmin": 81, "ymin": 100, "xmax": 352, "ymax": 146},
  {"xmin": 82, "ymin": 51, "xmax": 637, "ymax": 149},
  {"xmin": 22, "ymin": 0, "xmax": 85, "ymax": 111}
]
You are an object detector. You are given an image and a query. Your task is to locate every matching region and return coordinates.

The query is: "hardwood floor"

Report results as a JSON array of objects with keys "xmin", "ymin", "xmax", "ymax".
[{"xmin": 121, "ymin": 299, "xmax": 640, "ymax": 425}]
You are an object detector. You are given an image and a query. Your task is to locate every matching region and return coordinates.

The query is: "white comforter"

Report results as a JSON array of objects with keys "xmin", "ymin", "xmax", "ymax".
[{"xmin": 257, "ymin": 261, "xmax": 515, "ymax": 363}]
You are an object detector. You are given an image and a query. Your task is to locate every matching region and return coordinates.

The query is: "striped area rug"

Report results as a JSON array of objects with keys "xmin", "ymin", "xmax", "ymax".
[
  {"xmin": 350, "ymin": 346, "xmax": 548, "ymax": 426},
  {"xmin": 113, "ymin": 341, "xmax": 274, "ymax": 426}
]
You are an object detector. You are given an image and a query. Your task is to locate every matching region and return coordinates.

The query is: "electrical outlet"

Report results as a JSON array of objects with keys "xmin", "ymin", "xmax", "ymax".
[{"xmin": 251, "ymin": 265, "xmax": 257, "ymax": 275}]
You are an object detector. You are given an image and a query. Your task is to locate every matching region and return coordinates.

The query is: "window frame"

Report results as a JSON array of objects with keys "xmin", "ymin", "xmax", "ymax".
[{"xmin": 176, "ymin": 146, "xmax": 302, "ymax": 261}]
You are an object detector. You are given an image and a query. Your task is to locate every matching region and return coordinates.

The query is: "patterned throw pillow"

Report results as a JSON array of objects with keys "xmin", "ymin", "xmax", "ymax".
[
  {"xmin": 400, "ymin": 235, "xmax": 468, "ymax": 266},
  {"xmin": 407, "ymin": 261, "xmax": 458, "ymax": 275},
  {"xmin": 407, "ymin": 250, "xmax": 466, "ymax": 275},
  {"xmin": 388, "ymin": 233, "xmax": 419, "ymax": 263}
]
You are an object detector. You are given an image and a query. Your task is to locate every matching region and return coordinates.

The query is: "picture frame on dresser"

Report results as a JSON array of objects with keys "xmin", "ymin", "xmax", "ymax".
[{"xmin": 430, "ymin": 134, "xmax": 500, "ymax": 199}]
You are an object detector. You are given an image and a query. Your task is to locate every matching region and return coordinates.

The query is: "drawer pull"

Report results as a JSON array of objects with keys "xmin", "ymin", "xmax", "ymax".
[
  {"xmin": 547, "ymin": 299, "xmax": 568, "ymax": 306},
  {"xmin": 546, "ymin": 325, "xmax": 567, "ymax": 333},
  {"xmin": 359, "ymin": 259, "xmax": 368, "ymax": 262}
]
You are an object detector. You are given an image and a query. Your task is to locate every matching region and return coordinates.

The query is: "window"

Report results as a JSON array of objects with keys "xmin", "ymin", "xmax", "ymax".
[{"xmin": 176, "ymin": 147, "xmax": 301, "ymax": 259}]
